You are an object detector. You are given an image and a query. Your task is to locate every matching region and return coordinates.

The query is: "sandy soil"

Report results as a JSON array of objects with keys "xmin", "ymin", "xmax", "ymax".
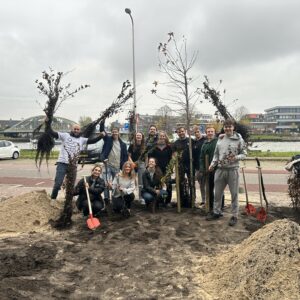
[{"xmin": 0, "ymin": 190, "xmax": 299, "ymax": 300}]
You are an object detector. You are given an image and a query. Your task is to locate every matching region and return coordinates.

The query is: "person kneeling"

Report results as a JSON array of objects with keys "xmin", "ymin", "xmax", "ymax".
[
  {"xmin": 141, "ymin": 157, "xmax": 168, "ymax": 211},
  {"xmin": 74, "ymin": 164, "xmax": 105, "ymax": 217},
  {"xmin": 111, "ymin": 161, "xmax": 136, "ymax": 217}
]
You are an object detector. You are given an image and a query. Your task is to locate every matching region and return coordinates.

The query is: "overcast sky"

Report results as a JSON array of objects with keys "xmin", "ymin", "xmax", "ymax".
[{"xmin": 1, "ymin": 0, "xmax": 300, "ymax": 123}]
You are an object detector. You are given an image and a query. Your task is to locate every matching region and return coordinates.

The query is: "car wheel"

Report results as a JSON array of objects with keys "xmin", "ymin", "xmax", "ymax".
[{"xmin": 12, "ymin": 151, "xmax": 19, "ymax": 159}]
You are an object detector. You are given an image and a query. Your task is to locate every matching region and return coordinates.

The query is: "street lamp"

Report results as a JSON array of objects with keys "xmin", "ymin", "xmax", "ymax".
[{"xmin": 125, "ymin": 8, "xmax": 137, "ymax": 133}]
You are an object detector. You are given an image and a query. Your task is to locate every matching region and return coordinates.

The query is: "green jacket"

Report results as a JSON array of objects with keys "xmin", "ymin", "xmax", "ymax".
[{"xmin": 199, "ymin": 138, "xmax": 218, "ymax": 172}]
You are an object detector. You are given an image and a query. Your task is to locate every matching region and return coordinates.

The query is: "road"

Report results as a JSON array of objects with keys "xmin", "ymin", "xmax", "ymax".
[{"xmin": 0, "ymin": 158, "xmax": 290, "ymax": 192}]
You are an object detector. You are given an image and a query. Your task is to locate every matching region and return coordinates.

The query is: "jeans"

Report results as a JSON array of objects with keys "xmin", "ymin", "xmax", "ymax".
[
  {"xmin": 77, "ymin": 199, "xmax": 104, "ymax": 216},
  {"xmin": 137, "ymin": 162, "xmax": 146, "ymax": 199},
  {"xmin": 142, "ymin": 190, "xmax": 168, "ymax": 205},
  {"xmin": 102, "ymin": 164, "xmax": 119, "ymax": 199},
  {"xmin": 51, "ymin": 162, "xmax": 69, "ymax": 199}
]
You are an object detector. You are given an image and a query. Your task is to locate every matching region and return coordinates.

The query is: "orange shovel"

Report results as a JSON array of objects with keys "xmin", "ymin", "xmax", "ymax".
[
  {"xmin": 255, "ymin": 158, "xmax": 267, "ymax": 223},
  {"xmin": 84, "ymin": 176, "xmax": 101, "ymax": 230},
  {"xmin": 242, "ymin": 167, "xmax": 256, "ymax": 216}
]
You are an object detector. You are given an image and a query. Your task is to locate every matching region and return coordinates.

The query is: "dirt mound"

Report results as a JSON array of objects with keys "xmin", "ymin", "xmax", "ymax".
[
  {"xmin": 199, "ymin": 219, "xmax": 300, "ymax": 300},
  {"xmin": 0, "ymin": 190, "xmax": 62, "ymax": 236}
]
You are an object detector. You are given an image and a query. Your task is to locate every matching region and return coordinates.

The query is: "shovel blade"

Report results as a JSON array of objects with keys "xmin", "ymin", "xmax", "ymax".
[
  {"xmin": 245, "ymin": 204, "xmax": 256, "ymax": 216},
  {"xmin": 256, "ymin": 208, "xmax": 267, "ymax": 223},
  {"xmin": 86, "ymin": 215, "xmax": 101, "ymax": 230}
]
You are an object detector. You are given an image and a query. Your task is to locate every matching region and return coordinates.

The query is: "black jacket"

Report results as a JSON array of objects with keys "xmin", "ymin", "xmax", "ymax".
[
  {"xmin": 74, "ymin": 176, "xmax": 105, "ymax": 204},
  {"xmin": 142, "ymin": 169, "xmax": 162, "ymax": 195},
  {"xmin": 193, "ymin": 137, "xmax": 206, "ymax": 170},
  {"xmin": 148, "ymin": 144, "xmax": 172, "ymax": 174}
]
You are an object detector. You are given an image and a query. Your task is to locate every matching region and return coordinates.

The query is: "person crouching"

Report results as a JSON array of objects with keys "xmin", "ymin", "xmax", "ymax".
[
  {"xmin": 141, "ymin": 157, "xmax": 168, "ymax": 211},
  {"xmin": 110, "ymin": 161, "xmax": 136, "ymax": 217},
  {"xmin": 74, "ymin": 164, "xmax": 106, "ymax": 217}
]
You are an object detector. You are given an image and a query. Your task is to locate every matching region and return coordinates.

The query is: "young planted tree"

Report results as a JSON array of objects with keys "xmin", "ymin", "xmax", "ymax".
[
  {"xmin": 34, "ymin": 68, "xmax": 90, "ymax": 169},
  {"xmin": 152, "ymin": 33, "xmax": 202, "ymax": 208},
  {"xmin": 201, "ymin": 76, "xmax": 250, "ymax": 143}
]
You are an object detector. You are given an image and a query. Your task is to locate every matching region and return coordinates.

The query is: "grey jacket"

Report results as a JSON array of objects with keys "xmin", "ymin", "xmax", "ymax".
[{"xmin": 210, "ymin": 132, "xmax": 246, "ymax": 169}]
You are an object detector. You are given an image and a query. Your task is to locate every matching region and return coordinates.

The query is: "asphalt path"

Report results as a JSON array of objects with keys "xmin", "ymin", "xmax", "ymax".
[{"xmin": 0, "ymin": 159, "xmax": 290, "ymax": 193}]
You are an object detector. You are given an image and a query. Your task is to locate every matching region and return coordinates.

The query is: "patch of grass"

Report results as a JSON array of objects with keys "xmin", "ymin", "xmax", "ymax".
[
  {"xmin": 20, "ymin": 149, "xmax": 59, "ymax": 159},
  {"xmin": 248, "ymin": 150, "xmax": 298, "ymax": 158}
]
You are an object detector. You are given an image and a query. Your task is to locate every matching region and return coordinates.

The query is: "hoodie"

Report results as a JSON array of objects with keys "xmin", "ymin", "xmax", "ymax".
[{"xmin": 210, "ymin": 132, "xmax": 246, "ymax": 169}]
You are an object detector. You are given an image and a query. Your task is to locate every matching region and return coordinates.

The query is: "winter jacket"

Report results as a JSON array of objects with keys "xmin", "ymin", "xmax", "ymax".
[
  {"xmin": 172, "ymin": 137, "xmax": 195, "ymax": 167},
  {"xmin": 100, "ymin": 135, "xmax": 128, "ymax": 169},
  {"xmin": 74, "ymin": 176, "xmax": 105, "ymax": 204},
  {"xmin": 148, "ymin": 144, "xmax": 172, "ymax": 174},
  {"xmin": 193, "ymin": 137, "xmax": 206, "ymax": 170},
  {"xmin": 210, "ymin": 132, "xmax": 246, "ymax": 169},
  {"xmin": 199, "ymin": 138, "xmax": 218, "ymax": 172},
  {"xmin": 142, "ymin": 169, "xmax": 163, "ymax": 195}
]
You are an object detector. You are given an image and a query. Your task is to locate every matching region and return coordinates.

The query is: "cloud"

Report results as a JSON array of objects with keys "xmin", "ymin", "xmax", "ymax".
[{"xmin": 0, "ymin": 0, "xmax": 300, "ymax": 123}]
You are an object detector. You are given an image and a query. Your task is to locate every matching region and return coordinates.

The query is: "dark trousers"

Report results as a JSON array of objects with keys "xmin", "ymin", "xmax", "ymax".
[
  {"xmin": 142, "ymin": 190, "xmax": 168, "ymax": 206},
  {"xmin": 178, "ymin": 166, "xmax": 194, "ymax": 208},
  {"xmin": 77, "ymin": 199, "xmax": 104, "ymax": 216},
  {"xmin": 113, "ymin": 193, "xmax": 135, "ymax": 212},
  {"xmin": 51, "ymin": 162, "xmax": 69, "ymax": 199}
]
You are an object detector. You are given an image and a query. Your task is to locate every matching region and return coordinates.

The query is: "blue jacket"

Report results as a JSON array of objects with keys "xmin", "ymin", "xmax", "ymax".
[{"xmin": 100, "ymin": 135, "xmax": 128, "ymax": 169}]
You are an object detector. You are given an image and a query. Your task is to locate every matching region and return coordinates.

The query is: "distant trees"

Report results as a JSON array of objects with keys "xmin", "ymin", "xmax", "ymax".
[{"xmin": 78, "ymin": 116, "xmax": 93, "ymax": 127}]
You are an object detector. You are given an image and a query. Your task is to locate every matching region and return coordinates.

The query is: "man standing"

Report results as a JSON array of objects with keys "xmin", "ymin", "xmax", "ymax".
[
  {"xmin": 207, "ymin": 119, "xmax": 246, "ymax": 226},
  {"xmin": 193, "ymin": 125, "xmax": 206, "ymax": 205},
  {"xmin": 99, "ymin": 121, "xmax": 128, "ymax": 201},
  {"xmin": 145, "ymin": 125, "xmax": 158, "ymax": 154},
  {"xmin": 172, "ymin": 126, "xmax": 195, "ymax": 208},
  {"xmin": 50, "ymin": 124, "xmax": 103, "ymax": 200}
]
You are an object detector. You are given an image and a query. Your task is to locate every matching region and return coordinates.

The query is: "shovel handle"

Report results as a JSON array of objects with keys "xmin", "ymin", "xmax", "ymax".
[
  {"xmin": 241, "ymin": 167, "xmax": 249, "ymax": 205},
  {"xmin": 83, "ymin": 176, "xmax": 93, "ymax": 216}
]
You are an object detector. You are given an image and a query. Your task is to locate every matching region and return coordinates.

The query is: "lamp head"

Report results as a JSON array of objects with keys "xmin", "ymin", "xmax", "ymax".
[{"xmin": 125, "ymin": 8, "xmax": 131, "ymax": 14}]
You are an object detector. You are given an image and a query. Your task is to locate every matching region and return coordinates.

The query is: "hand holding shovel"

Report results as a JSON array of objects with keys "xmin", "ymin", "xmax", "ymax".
[{"xmin": 83, "ymin": 176, "xmax": 101, "ymax": 230}]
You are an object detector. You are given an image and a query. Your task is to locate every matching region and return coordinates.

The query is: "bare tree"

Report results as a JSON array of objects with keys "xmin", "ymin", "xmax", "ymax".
[
  {"xmin": 78, "ymin": 116, "xmax": 93, "ymax": 128},
  {"xmin": 152, "ymin": 33, "xmax": 201, "ymax": 208},
  {"xmin": 233, "ymin": 105, "xmax": 249, "ymax": 122}
]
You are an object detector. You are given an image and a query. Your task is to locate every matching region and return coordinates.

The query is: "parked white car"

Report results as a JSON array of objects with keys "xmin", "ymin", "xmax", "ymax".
[{"xmin": 0, "ymin": 140, "xmax": 20, "ymax": 159}]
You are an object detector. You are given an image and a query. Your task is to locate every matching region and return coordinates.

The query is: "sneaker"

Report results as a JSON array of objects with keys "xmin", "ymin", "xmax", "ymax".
[
  {"xmin": 200, "ymin": 202, "xmax": 205, "ymax": 206},
  {"xmin": 206, "ymin": 213, "xmax": 223, "ymax": 221},
  {"xmin": 229, "ymin": 216, "xmax": 238, "ymax": 226}
]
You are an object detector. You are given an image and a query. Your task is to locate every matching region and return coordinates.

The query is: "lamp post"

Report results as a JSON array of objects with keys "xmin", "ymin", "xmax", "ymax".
[{"xmin": 125, "ymin": 8, "xmax": 137, "ymax": 134}]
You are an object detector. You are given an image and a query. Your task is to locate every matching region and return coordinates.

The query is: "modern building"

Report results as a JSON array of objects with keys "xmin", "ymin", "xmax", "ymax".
[
  {"xmin": 264, "ymin": 106, "xmax": 300, "ymax": 133},
  {"xmin": 245, "ymin": 113, "xmax": 276, "ymax": 133}
]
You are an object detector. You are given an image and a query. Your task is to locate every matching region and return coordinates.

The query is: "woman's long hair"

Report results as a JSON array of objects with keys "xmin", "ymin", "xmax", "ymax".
[
  {"xmin": 158, "ymin": 130, "xmax": 170, "ymax": 145},
  {"xmin": 120, "ymin": 161, "xmax": 136, "ymax": 179},
  {"xmin": 132, "ymin": 131, "xmax": 145, "ymax": 152},
  {"xmin": 147, "ymin": 157, "xmax": 163, "ymax": 180}
]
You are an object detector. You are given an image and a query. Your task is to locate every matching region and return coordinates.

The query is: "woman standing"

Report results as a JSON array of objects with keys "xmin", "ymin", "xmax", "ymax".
[
  {"xmin": 74, "ymin": 164, "xmax": 106, "ymax": 216},
  {"xmin": 111, "ymin": 161, "xmax": 136, "ymax": 216},
  {"xmin": 128, "ymin": 132, "xmax": 146, "ymax": 199},
  {"xmin": 148, "ymin": 131, "xmax": 173, "ymax": 205}
]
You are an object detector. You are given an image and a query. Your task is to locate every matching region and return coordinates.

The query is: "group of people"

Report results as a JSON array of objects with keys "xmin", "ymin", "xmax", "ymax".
[{"xmin": 50, "ymin": 118, "xmax": 246, "ymax": 226}]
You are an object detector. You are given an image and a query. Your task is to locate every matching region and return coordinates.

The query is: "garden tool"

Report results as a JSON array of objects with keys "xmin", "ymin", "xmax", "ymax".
[
  {"xmin": 255, "ymin": 158, "xmax": 268, "ymax": 223},
  {"xmin": 84, "ymin": 176, "xmax": 101, "ymax": 230},
  {"xmin": 242, "ymin": 166, "xmax": 256, "ymax": 216}
]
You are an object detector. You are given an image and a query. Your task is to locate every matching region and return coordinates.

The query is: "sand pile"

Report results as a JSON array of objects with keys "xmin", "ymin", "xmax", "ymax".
[
  {"xmin": 199, "ymin": 219, "xmax": 300, "ymax": 300},
  {"xmin": 0, "ymin": 190, "xmax": 62, "ymax": 235}
]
